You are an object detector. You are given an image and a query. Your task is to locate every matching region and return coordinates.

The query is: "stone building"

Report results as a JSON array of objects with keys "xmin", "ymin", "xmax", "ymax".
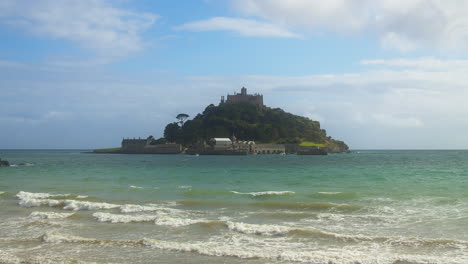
[
  {"xmin": 254, "ymin": 144, "xmax": 286, "ymax": 154},
  {"xmin": 121, "ymin": 138, "xmax": 148, "ymax": 153},
  {"xmin": 221, "ymin": 87, "xmax": 263, "ymax": 107}
]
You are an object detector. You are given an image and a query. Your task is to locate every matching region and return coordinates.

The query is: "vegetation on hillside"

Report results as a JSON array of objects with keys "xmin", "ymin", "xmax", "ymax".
[
  {"xmin": 299, "ymin": 142, "xmax": 326, "ymax": 147},
  {"xmin": 163, "ymin": 103, "xmax": 349, "ymax": 152},
  {"xmin": 93, "ymin": 147, "xmax": 121, "ymax": 153}
]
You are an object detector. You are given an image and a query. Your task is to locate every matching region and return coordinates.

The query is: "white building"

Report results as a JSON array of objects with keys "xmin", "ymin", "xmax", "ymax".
[{"xmin": 212, "ymin": 138, "xmax": 232, "ymax": 150}]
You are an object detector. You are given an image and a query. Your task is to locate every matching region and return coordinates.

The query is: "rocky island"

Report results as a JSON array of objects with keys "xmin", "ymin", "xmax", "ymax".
[{"xmin": 94, "ymin": 87, "xmax": 349, "ymax": 155}]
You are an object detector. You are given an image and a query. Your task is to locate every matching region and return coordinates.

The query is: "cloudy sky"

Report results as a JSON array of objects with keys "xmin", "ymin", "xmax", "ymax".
[{"xmin": 1, "ymin": 0, "xmax": 468, "ymax": 149}]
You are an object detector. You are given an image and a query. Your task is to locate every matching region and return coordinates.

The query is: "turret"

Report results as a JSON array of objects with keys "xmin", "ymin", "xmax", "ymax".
[{"xmin": 241, "ymin": 87, "xmax": 247, "ymax": 95}]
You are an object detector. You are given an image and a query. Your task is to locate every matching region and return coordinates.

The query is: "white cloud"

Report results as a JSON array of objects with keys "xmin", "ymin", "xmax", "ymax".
[
  {"xmin": 2, "ymin": 57, "xmax": 468, "ymax": 149},
  {"xmin": 176, "ymin": 17, "xmax": 300, "ymax": 38},
  {"xmin": 185, "ymin": 56, "xmax": 468, "ymax": 148},
  {"xmin": 361, "ymin": 57, "xmax": 468, "ymax": 70},
  {"xmin": 229, "ymin": 0, "xmax": 468, "ymax": 51},
  {"xmin": 371, "ymin": 114, "xmax": 423, "ymax": 128},
  {"xmin": 0, "ymin": 0, "xmax": 157, "ymax": 61}
]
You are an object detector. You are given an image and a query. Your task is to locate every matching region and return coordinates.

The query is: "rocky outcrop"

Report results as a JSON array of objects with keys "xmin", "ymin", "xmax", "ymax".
[
  {"xmin": 0, "ymin": 158, "xmax": 10, "ymax": 167},
  {"xmin": 326, "ymin": 139, "xmax": 350, "ymax": 153}
]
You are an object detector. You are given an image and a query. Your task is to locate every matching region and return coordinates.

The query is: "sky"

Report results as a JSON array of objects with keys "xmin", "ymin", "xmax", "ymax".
[{"xmin": 1, "ymin": 0, "xmax": 468, "ymax": 149}]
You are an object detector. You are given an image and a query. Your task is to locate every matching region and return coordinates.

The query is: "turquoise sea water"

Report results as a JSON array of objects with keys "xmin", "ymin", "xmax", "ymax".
[{"xmin": 0, "ymin": 150, "xmax": 467, "ymax": 263}]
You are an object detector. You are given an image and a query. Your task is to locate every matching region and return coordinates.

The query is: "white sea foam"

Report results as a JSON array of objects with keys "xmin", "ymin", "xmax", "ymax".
[
  {"xmin": 141, "ymin": 237, "xmax": 468, "ymax": 264},
  {"xmin": 76, "ymin": 195, "xmax": 88, "ymax": 199},
  {"xmin": 0, "ymin": 251, "xmax": 104, "ymax": 264},
  {"xmin": 93, "ymin": 212, "xmax": 158, "ymax": 223},
  {"xmin": 35, "ymin": 232, "xmax": 468, "ymax": 264},
  {"xmin": 226, "ymin": 221, "xmax": 291, "ymax": 235},
  {"xmin": 120, "ymin": 203, "xmax": 183, "ymax": 215},
  {"xmin": 120, "ymin": 204, "xmax": 160, "ymax": 213},
  {"xmin": 16, "ymin": 191, "xmax": 119, "ymax": 211},
  {"xmin": 154, "ymin": 215, "xmax": 210, "ymax": 227},
  {"xmin": 177, "ymin": 185, "xmax": 192, "ymax": 189},
  {"xmin": 230, "ymin": 191, "xmax": 295, "ymax": 197},
  {"xmin": 129, "ymin": 185, "xmax": 143, "ymax": 189},
  {"xmin": 16, "ymin": 191, "xmax": 70, "ymax": 200},
  {"xmin": 92, "ymin": 212, "xmax": 209, "ymax": 227},
  {"xmin": 62, "ymin": 200, "xmax": 119, "ymax": 211},
  {"xmin": 28, "ymin": 211, "xmax": 74, "ymax": 219},
  {"xmin": 41, "ymin": 232, "xmax": 96, "ymax": 243},
  {"xmin": 19, "ymin": 198, "xmax": 62, "ymax": 208},
  {"xmin": 317, "ymin": 192, "xmax": 342, "ymax": 195}
]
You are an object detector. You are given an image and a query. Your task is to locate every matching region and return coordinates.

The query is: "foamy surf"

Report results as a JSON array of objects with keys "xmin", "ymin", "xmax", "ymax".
[
  {"xmin": 92, "ymin": 212, "xmax": 212, "ymax": 227},
  {"xmin": 17, "ymin": 191, "xmax": 182, "ymax": 215},
  {"xmin": 16, "ymin": 191, "xmax": 119, "ymax": 210},
  {"xmin": 225, "ymin": 221, "xmax": 291, "ymax": 235},
  {"xmin": 36, "ymin": 232, "xmax": 468, "ymax": 264},
  {"xmin": 28, "ymin": 211, "xmax": 74, "ymax": 219},
  {"xmin": 230, "ymin": 191, "xmax": 295, "ymax": 197},
  {"xmin": 154, "ymin": 215, "xmax": 211, "ymax": 227},
  {"xmin": 16, "ymin": 191, "xmax": 71, "ymax": 200},
  {"xmin": 62, "ymin": 200, "xmax": 120, "ymax": 211},
  {"xmin": 120, "ymin": 204, "xmax": 160, "ymax": 213},
  {"xmin": 93, "ymin": 212, "xmax": 158, "ymax": 223},
  {"xmin": 119, "ymin": 203, "xmax": 182, "ymax": 214},
  {"xmin": 129, "ymin": 185, "xmax": 144, "ymax": 189},
  {"xmin": 0, "ymin": 250, "xmax": 104, "ymax": 264}
]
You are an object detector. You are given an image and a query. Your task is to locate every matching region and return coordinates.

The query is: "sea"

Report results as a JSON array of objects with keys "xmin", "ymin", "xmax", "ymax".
[{"xmin": 0, "ymin": 150, "xmax": 467, "ymax": 264}]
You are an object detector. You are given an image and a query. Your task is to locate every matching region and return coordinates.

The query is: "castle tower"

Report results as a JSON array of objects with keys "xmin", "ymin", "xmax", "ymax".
[{"xmin": 223, "ymin": 87, "xmax": 264, "ymax": 107}]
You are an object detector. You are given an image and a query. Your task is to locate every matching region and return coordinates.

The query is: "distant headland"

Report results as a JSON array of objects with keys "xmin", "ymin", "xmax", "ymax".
[{"xmin": 93, "ymin": 87, "xmax": 349, "ymax": 155}]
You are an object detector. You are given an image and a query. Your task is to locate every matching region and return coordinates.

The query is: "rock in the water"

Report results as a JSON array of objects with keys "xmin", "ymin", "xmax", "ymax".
[{"xmin": 0, "ymin": 158, "xmax": 10, "ymax": 167}]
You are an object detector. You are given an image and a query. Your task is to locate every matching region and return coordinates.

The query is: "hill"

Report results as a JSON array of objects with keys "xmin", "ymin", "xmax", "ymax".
[{"xmin": 163, "ymin": 102, "xmax": 349, "ymax": 153}]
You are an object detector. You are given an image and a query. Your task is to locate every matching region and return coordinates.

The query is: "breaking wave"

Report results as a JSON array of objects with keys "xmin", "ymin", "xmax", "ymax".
[
  {"xmin": 92, "ymin": 212, "xmax": 215, "ymax": 227},
  {"xmin": 17, "ymin": 191, "xmax": 120, "ymax": 211},
  {"xmin": 93, "ymin": 212, "xmax": 157, "ymax": 223},
  {"xmin": 28, "ymin": 211, "xmax": 74, "ymax": 219},
  {"xmin": 36, "ymin": 232, "xmax": 468, "ymax": 264},
  {"xmin": 231, "ymin": 190, "xmax": 295, "ymax": 197},
  {"xmin": 317, "ymin": 192, "xmax": 342, "ymax": 195},
  {"xmin": 154, "ymin": 215, "xmax": 212, "ymax": 227},
  {"xmin": 120, "ymin": 204, "xmax": 160, "ymax": 213}
]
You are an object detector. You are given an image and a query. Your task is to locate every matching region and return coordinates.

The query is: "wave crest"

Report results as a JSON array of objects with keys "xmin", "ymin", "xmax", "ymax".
[
  {"xmin": 231, "ymin": 191, "xmax": 295, "ymax": 197},
  {"xmin": 28, "ymin": 211, "xmax": 74, "ymax": 219}
]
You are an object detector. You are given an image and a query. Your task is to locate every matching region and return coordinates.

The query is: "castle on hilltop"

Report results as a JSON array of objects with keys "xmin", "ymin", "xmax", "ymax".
[{"xmin": 220, "ymin": 87, "xmax": 263, "ymax": 107}]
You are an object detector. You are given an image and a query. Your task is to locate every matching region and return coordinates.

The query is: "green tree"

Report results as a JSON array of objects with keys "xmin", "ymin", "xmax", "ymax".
[
  {"xmin": 176, "ymin": 113, "xmax": 189, "ymax": 126},
  {"xmin": 151, "ymin": 137, "xmax": 168, "ymax": 145},
  {"xmin": 164, "ymin": 123, "xmax": 180, "ymax": 143}
]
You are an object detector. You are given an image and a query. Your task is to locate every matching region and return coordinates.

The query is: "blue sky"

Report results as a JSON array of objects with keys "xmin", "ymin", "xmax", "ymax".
[{"xmin": 1, "ymin": 0, "xmax": 468, "ymax": 149}]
